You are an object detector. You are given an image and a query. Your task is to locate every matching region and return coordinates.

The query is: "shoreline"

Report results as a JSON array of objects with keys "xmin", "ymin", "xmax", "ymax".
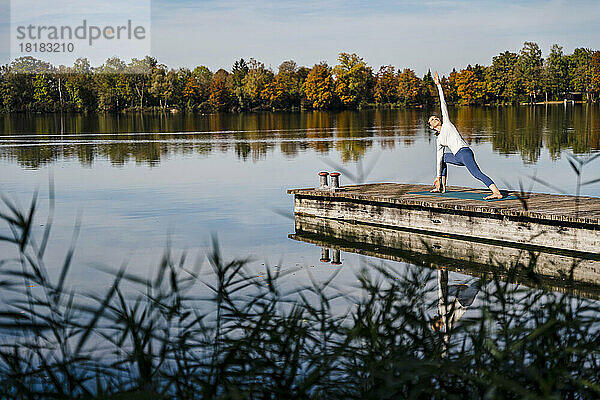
[{"xmin": 1, "ymin": 101, "xmax": 597, "ymax": 116}]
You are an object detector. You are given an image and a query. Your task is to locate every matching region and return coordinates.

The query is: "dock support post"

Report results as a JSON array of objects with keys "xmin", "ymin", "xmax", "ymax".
[
  {"xmin": 318, "ymin": 172, "xmax": 329, "ymax": 190},
  {"xmin": 330, "ymin": 172, "xmax": 340, "ymax": 189},
  {"xmin": 320, "ymin": 247, "xmax": 331, "ymax": 262},
  {"xmin": 331, "ymin": 249, "xmax": 342, "ymax": 265}
]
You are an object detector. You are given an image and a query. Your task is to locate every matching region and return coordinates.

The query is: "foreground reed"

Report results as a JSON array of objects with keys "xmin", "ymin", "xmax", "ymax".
[{"xmin": 1, "ymin": 190, "xmax": 599, "ymax": 400}]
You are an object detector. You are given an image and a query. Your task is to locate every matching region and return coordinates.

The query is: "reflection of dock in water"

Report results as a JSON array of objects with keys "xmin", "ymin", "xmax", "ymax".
[{"xmin": 289, "ymin": 214, "xmax": 600, "ymax": 300}]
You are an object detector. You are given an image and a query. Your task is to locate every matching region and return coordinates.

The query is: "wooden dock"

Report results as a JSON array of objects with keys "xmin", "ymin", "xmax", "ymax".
[{"xmin": 288, "ymin": 183, "xmax": 600, "ymax": 255}]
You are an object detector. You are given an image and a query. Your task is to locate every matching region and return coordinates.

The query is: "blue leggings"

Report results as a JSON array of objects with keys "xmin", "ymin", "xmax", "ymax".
[{"xmin": 442, "ymin": 147, "xmax": 494, "ymax": 187}]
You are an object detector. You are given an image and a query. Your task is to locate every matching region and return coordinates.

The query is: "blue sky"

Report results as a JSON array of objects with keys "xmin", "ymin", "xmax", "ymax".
[
  {"xmin": 2, "ymin": 0, "xmax": 599, "ymax": 75},
  {"xmin": 150, "ymin": 0, "xmax": 599, "ymax": 75}
]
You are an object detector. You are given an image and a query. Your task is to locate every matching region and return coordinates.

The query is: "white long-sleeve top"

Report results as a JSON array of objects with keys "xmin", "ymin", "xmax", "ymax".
[
  {"xmin": 437, "ymin": 270, "xmax": 480, "ymax": 332},
  {"xmin": 436, "ymin": 270, "xmax": 481, "ymax": 356},
  {"xmin": 435, "ymin": 83, "xmax": 469, "ymax": 177}
]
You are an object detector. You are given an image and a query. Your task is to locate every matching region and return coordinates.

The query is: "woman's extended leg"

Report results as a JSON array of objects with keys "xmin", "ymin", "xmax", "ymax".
[
  {"xmin": 457, "ymin": 148, "xmax": 502, "ymax": 199},
  {"xmin": 458, "ymin": 148, "xmax": 493, "ymax": 187}
]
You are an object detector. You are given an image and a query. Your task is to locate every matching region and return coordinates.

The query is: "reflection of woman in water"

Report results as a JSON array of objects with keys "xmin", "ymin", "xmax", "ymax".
[
  {"xmin": 428, "ymin": 71, "xmax": 503, "ymax": 200},
  {"xmin": 431, "ymin": 270, "xmax": 481, "ymax": 352}
]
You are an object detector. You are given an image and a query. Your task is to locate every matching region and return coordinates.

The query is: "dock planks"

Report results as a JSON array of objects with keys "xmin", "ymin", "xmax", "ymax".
[{"xmin": 288, "ymin": 183, "xmax": 600, "ymax": 225}]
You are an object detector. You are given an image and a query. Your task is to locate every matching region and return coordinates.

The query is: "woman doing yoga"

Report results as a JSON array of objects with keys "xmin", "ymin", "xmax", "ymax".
[{"xmin": 429, "ymin": 71, "xmax": 502, "ymax": 200}]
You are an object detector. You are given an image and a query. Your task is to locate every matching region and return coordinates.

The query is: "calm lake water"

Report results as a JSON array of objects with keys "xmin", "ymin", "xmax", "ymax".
[{"xmin": 1, "ymin": 106, "xmax": 599, "ymax": 300}]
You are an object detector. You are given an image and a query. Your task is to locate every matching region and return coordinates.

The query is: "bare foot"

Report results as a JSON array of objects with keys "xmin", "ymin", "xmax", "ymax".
[
  {"xmin": 484, "ymin": 184, "xmax": 502, "ymax": 200},
  {"xmin": 484, "ymin": 193, "xmax": 503, "ymax": 200},
  {"xmin": 430, "ymin": 188, "xmax": 442, "ymax": 193}
]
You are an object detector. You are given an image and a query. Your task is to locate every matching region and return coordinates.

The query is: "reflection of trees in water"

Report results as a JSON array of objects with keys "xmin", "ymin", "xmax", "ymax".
[
  {"xmin": 488, "ymin": 107, "xmax": 546, "ymax": 163},
  {"xmin": 487, "ymin": 105, "xmax": 600, "ymax": 163},
  {"xmin": 5, "ymin": 143, "xmax": 63, "ymax": 169},
  {"xmin": 226, "ymin": 116, "xmax": 274, "ymax": 162},
  {"xmin": 304, "ymin": 111, "xmax": 335, "ymax": 154},
  {"xmin": 280, "ymin": 140, "xmax": 306, "ymax": 158},
  {"xmin": 235, "ymin": 142, "xmax": 252, "ymax": 161},
  {"xmin": 373, "ymin": 108, "xmax": 421, "ymax": 150},
  {"xmin": 335, "ymin": 111, "xmax": 374, "ymax": 162},
  {"xmin": 380, "ymin": 139, "xmax": 395, "ymax": 149},
  {"xmin": 566, "ymin": 105, "xmax": 600, "ymax": 155},
  {"xmin": 0, "ymin": 107, "xmax": 598, "ymax": 168},
  {"xmin": 452, "ymin": 106, "xmax": 483, "ymax": 142},
  {"xmin": 1, "ymin": 135, "xmax": 219, "ymax": 168}
]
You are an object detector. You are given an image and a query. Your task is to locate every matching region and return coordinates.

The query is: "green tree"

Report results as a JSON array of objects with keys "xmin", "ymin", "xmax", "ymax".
[
  {"xmin": 264, "ymin": 60, "xmax": 301, "ymax": 109},
  {"xmin": 149, "ymin": 64, "xmax": 178, "ymax": 110},
  {"xmin": 544, "ymin": 45, "xmax": 569, "ymax": 101},
  {"xmin": 63, "ymin": 58, "xmax": 96, "ymax": 112},
  {"xmin": 455, "ymin": 67, "xmax": 486, "ymax": 105},
  {"xmin": 209, "ymin": 69, "xmax": 233, "ymax": 111},
  {"xmin": 333, "ymin": 52, "xmax": 372, "ymax": 108},
  {"xmin": 9, "ymin": 56, "xmax": 53, "ymax": 74},
  {"xmin": 195, "ymin": 66, "xmax": 213, "ymax": 102},
  {"xmin": 374, "ymin": 65, "xmax": 398, "ymax": 104},
  {"xmin": 591, "ymin": 51, "xmax": 600, "ymax": 102},
  {"xmin": 231, "ymin": 58, "xmax": 249, "ymax": 108},
  {"xmin": 127, "ymin": 56, "xmax": 156, "ymax": 108},
  {"xmin": 72, "ymin": 57, "xmax": 92, "ymax": 74},
  {"xmin": 421, "ymin": 70, "xmax": 437, "ymax": 106},
  {"xmin": 171, "ymin": 68, "xmax": 190, "ymax": 110},
  {"xmin": 3, "ymin": 57, "xmax": 52, "ymax": 111},
  {"xmin": 64, "ymin": 74, "xmax": 94, "ymax": 111},
  {"xmin": 54, "ymin": 67, "xmax": 68, "ymax": 111},
  {"xmin": 241, "ymin": 59, "xmax": 273, "ymax": 109},
  {"xmin": 0, "ymin": 66, "xmax": 8, "ymax": 112},
  {"xmin": 296, "ymin": 66, "xmax": 310, "ymax": 106},
  {"xmin": 183, "ymin": 73, "xmax": 199, "ymax": 108},
  {"xmin": 3, "ymin": 72, "xmax": 32, "ymax": 111},
  {"xmin": 296, "ymin": 66, "xmax": 310, "ymax": 83},
  {"xmin": 397, "ymin": 68, "xmax": 422, "ymax": 106},
  {"xmin": 304, "ymin": 63, "xmax": 335, "ymax": 110},
  {"xmin": 183, "ymin": 66, "xmax": 212, "ymax": 110},
  {"xmin": 516, "ymin": 42, "xmax": 544, "ymax": 103},
  {"xmin": 94, "ymin": 57, "xmax": 130, "ymax": 111},
  {"xmin": 33, "ymin": 74, "xmax": 54, "ymax": 111},
  {"xmin": 446, "ymin": 69, "xmax": 460, "ymax": 104},
  {"xmin": 232, "ymin": 59, "xmax": 249, "ymax": 89},
  {"xmin": 568, "ymin": 47, "xmax": 593, "ymax": 100},
  {"xmin": 96, "ymin": 57, "xmax": 127, "ymax": 74},
  {"xmin": 486, "ymin": 51, "xmax": 519, "ymax": 103}
]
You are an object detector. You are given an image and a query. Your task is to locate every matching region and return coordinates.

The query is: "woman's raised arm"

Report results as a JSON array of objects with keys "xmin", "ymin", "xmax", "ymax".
[{"xmin": 434, "ymin": 71, "xmax": 449, "ymax": 123}]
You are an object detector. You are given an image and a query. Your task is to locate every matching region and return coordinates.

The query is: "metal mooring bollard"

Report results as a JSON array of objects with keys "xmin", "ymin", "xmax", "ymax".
[
  {"xmin": 330, "ymin": 172, "xmax": 340, "ymax": 189},
  {"xmin": 318, "ymin": 171, "xmax": 329, "ymax": 189},
  {"xmin": 320, "ymin": 247, "xmax": 331, "ymax": 263},
  {"xmin": 331, "ymin": 249, "xmax": 342, "ymax": 265}
]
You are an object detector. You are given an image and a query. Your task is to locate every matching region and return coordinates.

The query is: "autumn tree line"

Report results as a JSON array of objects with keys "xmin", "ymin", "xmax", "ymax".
[{"xmin": 1, "ymin": 42, "xmax": 600, "ymax": 113}]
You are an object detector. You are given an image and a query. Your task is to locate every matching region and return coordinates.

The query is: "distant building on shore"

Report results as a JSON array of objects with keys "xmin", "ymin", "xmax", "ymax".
[{"xmin": 564, "ymin": 92, "xmax": 583, "ymax": 102}]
